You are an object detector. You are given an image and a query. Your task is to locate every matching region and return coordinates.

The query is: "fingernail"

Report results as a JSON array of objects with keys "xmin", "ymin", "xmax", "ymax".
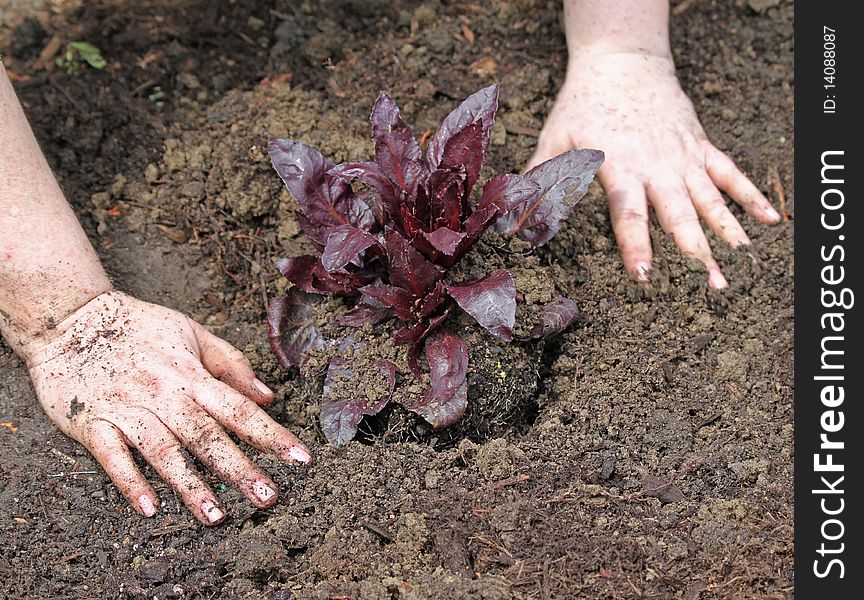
[
  {"xmin": 708, "ymin": 268, "xmax": 729, "ymax": 290},
  {"xmin": 138, "ymin": 495, "xmax": 156, "ymax": 517},
  {"xmin": 765, "ymin": 205, "xmax": 782, "ymax": 222},
  {"xmin": 253, "ymin": 378, "xmax": 273, "ymax": 397},
  {"xmin": 253, "ymin": 481, "xmax": 276, "ymax": 503},
  {"xmin": 288, "ymin": 446, "xmax": 312, "ymax": 465},
  {"xmin": 201, "ymin": 500, "xmax": 225, "ymax": 524},
  {"xmin": 633, "ymin": 261, "xmax": 652, "ymax": 282}
]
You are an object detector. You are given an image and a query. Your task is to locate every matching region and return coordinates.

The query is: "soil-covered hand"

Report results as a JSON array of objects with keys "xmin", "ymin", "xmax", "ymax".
[
  {"xmin": 24, "ymin": 291, "xmax": 311, "ymax": 525},
  {"xmin": 528, "ymin": 52, "xmax": 782, "ymax": 288}
]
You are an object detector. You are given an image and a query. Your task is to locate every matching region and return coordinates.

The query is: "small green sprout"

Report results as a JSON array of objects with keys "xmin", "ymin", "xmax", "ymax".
[{"xmin": 57, "ymin": 41, "xmax": 106, "ymax": 74}]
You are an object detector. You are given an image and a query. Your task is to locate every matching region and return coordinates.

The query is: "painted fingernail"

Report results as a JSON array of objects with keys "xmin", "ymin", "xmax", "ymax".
[
  {"xmin": 138, "ymin": 495, "xmax": 156, "ymax": 517},
  {"xmin": 201, "ymin": 500, "xmax": 225, "ymax": 524},
  {"xmin": 764, "ymin": 205, "xmax": 782, "ymax": 222},
  {"xmin": 708, "ymin": 268, "xmax": 729, "ymax": 290},
  {"xmin": 253, "ymin": 378, "xmax": 273, "ymax": 397},
  {"xmin": 633, "ymin": 261, "xmax": 652, "ymax": 282},
  {"xmin": 253, "ymin": 481, "xmax": 276, "ymax": 504},
  {"xmin": 288, "ymin": 446, "xmax": 312, "ymax": 465}
]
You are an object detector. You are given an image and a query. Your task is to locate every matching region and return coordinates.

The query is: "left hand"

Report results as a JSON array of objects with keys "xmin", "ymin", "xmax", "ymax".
[{"xmin": 528, "ymin": 51, "xmax": 782, "ymax": 288}]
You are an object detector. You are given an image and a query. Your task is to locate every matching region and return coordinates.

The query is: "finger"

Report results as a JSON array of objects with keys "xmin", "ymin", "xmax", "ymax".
[
  {"xmin": 525, "ymin": 129, "xmax": 570, "ymax": 171},
  {"xmin": 190, "ymin": 319, "xmax": 274, "ymax": 406},
  {"xmin": 600, "ymin": 169, "xmax": 653, "ymax": 281},
  {"xmin": 685, "ymin": 171, "xmax": 751, "ymax": 248},
  {"xmin": 525, "ymin": 146, "xmax": 554, "ymax": 172},
  {"xmin": 122, "ymin": 413, "xmax": 226, "ymax": 526},
  {"xmin": 704, "ymin": 145, "xmax": 781, "ymax": 224},
  {"xmin": 192, "ymin": 375, "xmax": 312, "ymax": 466},
  {"xmin": 84, "ymin": 420, "xmax": 159, "ymax": 517},
  {"xmin": 154, "ymin": 398, "xmax": 279, "ymax": 509},
  {"xmin": 647, "ymin": 181, "xmax": 729, "ymax": 289}
]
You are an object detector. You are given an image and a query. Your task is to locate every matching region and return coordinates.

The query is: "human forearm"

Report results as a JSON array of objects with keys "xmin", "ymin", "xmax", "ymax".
[
  {"xmin": 0, "ymin": 65, "xmax": 112, "ymax": 359},
  {"xmin": 563, "ymin": 0, "xmax": 671, "ymax": 59}
]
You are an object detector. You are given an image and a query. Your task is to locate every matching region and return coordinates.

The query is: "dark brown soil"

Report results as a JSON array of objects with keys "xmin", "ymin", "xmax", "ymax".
[{"xmin": 0, "ymin": 0, "xmax": 794, "ymax": 598}]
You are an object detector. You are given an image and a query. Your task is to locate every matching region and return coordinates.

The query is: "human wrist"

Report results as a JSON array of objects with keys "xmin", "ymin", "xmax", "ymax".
[
  {"xmin": 562, "ymin": 0, "xmax": 672, "ymax": 62},
  {"xmin": 0, "ymin": 276, "xmax": 113, "ymax": 365}
]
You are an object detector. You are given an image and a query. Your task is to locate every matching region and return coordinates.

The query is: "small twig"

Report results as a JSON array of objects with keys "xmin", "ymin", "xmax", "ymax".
[
  {"xmin": 767, "ymin": 165, "xmax": 789, "ymax": 220},
  {"xmin": 504, "ymin": 124, "xmax": 541, "ymax": 138},
  {"xmin": 487, "ymin": 474, "xmax": 530, "ymax": 490},
  {"xmin": 236, "ymin": 31, "xmax": 257, "ymax": 47},
  {"xmin": 697, "ymin": 412, "xmax": 721, "ymax": 429},
  {"xmin": 129, "ymin": 78, "xmax": 156, "ymax": 96},
  {"xmin": 544, "ymin": 497, "xmax": 580, "ymax": 505},
  {"xmin": 418, "ymin": 128, "xmax": 433, "ymax": 148},
  {"xmin": 672, "ymin": 0, "xmax": 701, "ymax": 16},
  {"xmin": 49, "ymin": 78, "xmax": 82, "ymax": 112},
  {"xmin": 34, "ymin": 35, "xmax": 63, "ymax": 70},
  {"xmin": 358, "ymin": 519, "xmax": 395, "ymax": 542},
  {"xmin": 259, "ymin": 273, "xmax": 270, "ymax": 315},
  {"xmin": 47, "ymin": 470, "xmax": 99, "ymax": 478},
  {"xmin": 61, "ymin": 550, "xmax": 88, "ymax": 562},
  {"xmin": 50, "ymin": 447, "xmax": 78, "ymax": 464}
]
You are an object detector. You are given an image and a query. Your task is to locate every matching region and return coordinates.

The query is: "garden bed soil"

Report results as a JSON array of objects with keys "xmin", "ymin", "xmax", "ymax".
[{"xmin": 1, "ymin": 1, "xmax": 794, "ymax": 598}]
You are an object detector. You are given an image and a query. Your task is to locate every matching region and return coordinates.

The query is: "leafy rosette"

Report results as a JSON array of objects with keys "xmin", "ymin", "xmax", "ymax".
[{"xmin": 266, "ymin": 84, "xmax": 604, "ymax": 445}]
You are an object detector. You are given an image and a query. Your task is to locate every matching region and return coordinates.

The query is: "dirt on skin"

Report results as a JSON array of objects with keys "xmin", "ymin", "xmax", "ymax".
[{"xmin": 0, "ymin": 0, "xmax": 793, "ymax": 598}]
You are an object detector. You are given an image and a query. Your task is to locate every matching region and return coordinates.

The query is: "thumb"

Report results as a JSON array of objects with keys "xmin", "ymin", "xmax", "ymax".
[
  {"xmin": 189, "ymin": 319, "xmax": 275, "ymax": 406},
  {"xmin": 524, "ymin": 131, "xmax": 568, "ymax": 172}
]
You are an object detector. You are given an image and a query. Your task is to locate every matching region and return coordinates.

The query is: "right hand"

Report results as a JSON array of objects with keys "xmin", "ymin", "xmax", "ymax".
[
  {"xmin": 25, "ymin": 291, "xmax": 311, "ymax": 525},
  {"xmin": 529, "ymin": 51, "xmax": 781, "ymax": 288}
]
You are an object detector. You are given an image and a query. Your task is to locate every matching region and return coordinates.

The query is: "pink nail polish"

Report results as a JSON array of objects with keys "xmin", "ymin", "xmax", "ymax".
[
  {"xmin": 138, "ymin": 495, "xmax": 156, "ymax": 517},
  {"xmin": 708, "ymin": 269, "xmax": 729, "ymax": 290},
  {"xmin": 253, "ymin": 378, "xmax": 273, "ymax": 397},
  {"xmin": 201, "ymin": 500, "xmax": 225, "ymax": 524},
  {"xmin": 633, "ymin": 261, "xmax": 652, "ymax": 282},
  {"xmin": 253, "ymin": 481, "xmax": 276, "ymax": 503},
  {"xmin": 288, "ymin": 446, "xmax": 312, "ymax": 465},
  {"xmin": 765, "ymin": 205, "xmax": 782, "ymax": 222}
]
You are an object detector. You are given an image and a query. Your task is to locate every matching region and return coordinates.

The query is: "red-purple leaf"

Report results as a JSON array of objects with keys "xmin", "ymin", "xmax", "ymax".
[
  {"xmin": 439, "ymin": 121, "xmax": 485, "ymax": 196},
  {"xmin": 321, "ymin": 225, "xmax": 380, "ymax": 272},
  {"xmin": 370, "ymin": 91, "xmax": 415, "ymax": 142},
  {"xmin": 400, "ymin": 205, "xmax": 426, "ymax": 241},
  {"xmin": 461, "ymin": 174, "xmax": 540, "ymax": 241},
  {"xmin": 320, "ymin": 354, "xmax": 398, "ymax": 446},
  {"xmin": 394, "ymin": 309, "xmax": 450, "ymax": 349},
  {"xmin": 426, "ymin": 83, "xmax": 499, "ymax": 171},
  {"xmin": 330, "ymin": 161, "xmax": 395, "ymax": 225},
  {"xmin": 336, "ymin": 303, "xmax": 394, "ymax": 327},
  {"xmin": 404, "ymin": 330, "xmax": 469, "ymax": 428},
  {"xmin": 267, "ymin": 289, "xmax": 324, "ymax": 368},
  {"xmin": 495, "ymin": 148, "xmax": 604, "ymax": 247},
  {"xmin": 447, "ymin": 269, "xmax": 516, "ymax": 341},
  {"xmin": 421, "ymin": 227, "xmax": 467, "ymax": 257},
  {"xmin": 425, "ymin": 168, "xmax": 465, "ymax": 231},
  {"xmin": 268, "ymin": 139, "xmax": 375, "ymax": 243},
  {"xmin": 370, "ymin": 92, "xmax": 427, "ymax": 197},
  {"xmin": 359, "ymin": 283, "xmax": 415, "ymax": 321},
  {"xmin": 385, "ymin": 229, "xmax": 444, "ymax": 296},
  {"xmin": 275, "ymin": 255, "xmax": 372, "ymax": 295},
  {"xmin": 527, "ymin": 295, "xmax": 580, "ymax": 339},
  {"xmin": 477, "ymin": 173, "xmax": 540, "ymax": 214},
  {"xmin": 419, "ymin": 281, "xmax": 448, "ymax": 318}
]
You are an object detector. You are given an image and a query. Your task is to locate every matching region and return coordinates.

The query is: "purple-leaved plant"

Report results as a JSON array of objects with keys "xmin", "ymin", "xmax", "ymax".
[{"xmin": 267, "ymin": 84, "xmax": 603, "ymax": 445}]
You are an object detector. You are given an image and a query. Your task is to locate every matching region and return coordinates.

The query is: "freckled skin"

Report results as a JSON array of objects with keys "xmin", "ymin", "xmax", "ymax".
[{"xmin": 27, "ymin": 292, "xmax": 312, "ymax": 524}]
